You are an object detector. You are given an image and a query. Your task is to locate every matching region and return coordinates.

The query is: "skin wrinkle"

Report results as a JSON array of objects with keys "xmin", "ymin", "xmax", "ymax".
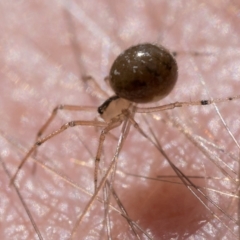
[{"xmin": 0, "ymin": 0, "xmax": 240, "ymax": 239}]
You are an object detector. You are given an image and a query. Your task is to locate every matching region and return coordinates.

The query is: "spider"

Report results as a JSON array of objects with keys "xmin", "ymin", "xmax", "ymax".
[{"xmin": 9, "ymin": 43, "xmax": 240, "ymax": 238}]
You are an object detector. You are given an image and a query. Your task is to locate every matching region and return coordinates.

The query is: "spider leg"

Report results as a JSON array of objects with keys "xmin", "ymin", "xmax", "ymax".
[
  {"xmin": 171, "ymin": 50, "xmax": 213, "ymax": 57},
  {"xmin": 82, "ymin": 75, "xmax": 110, "ymax": 99},
  {"xmin": 135, "ymin": 95, "xmax": 240, "ymax": 113},
  {"xmin": 32, "ymin": 104, "xmax": 96, "ymax": 159},
  {"xmin": 10, "ymin": 120, "xmax": 107, "ymax": 186},
  {"xmin": 71, "ymin": 114, "xmax": 132, "ymax": 238},
  {"xmin": 36, "ymin": 105, "xmax": 96, "ymax": 141},
  {"xmin": 94, "ymin": 118, "xmax": 123, "ymax": 192}
]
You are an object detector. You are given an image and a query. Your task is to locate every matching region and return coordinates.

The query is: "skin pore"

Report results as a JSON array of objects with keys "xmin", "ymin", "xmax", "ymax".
[{"xmin": 0, "ymin": 0, "xmax": 240, "ymax": 239}]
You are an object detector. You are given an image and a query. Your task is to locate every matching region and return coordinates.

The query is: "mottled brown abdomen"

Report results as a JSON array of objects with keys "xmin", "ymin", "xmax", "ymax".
[{"xmin": 109, "ymin": 43, "xmax": 178, "ymax": 103}]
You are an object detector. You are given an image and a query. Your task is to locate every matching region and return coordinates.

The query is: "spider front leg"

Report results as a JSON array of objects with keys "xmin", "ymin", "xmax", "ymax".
[
  {"xmin": 135, "ymin": 95, "xmax": 240, "ymax": 113},
  {"xmin": 31, "ymin": 105, "xmax": 96, "ymax": 175},
  {"xmin": 10, "ymin": 119, "xmax": 107, "ymax": 186},
  {"xmin": 34, "ymin": 104, "xmax": 96, "ymax": 149},
  {"xmin": 82, "ymin": 75, "xmax": 109, "ymax": 99},
  {"xmin": 94, "ymin": 118, "xmax": 123, "ymax": 193}
]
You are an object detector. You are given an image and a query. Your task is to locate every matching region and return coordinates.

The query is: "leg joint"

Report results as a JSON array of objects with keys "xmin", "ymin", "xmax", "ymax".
[
  {"xmin": 35, "ymin": 141, "xmax": 42, "ymax": 146},
  {"xmin": 69, "ymin": 121, "xmax": 75, "ymax": 127},
  {"xmin": 53, "ymin": 104, "xmax": 64, "ymax": 113}
]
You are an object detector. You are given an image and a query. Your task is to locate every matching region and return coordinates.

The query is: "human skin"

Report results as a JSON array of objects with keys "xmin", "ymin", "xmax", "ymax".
[{"xmin": 0, "ymin": 0, "xmax": 240, "ymax": 239}]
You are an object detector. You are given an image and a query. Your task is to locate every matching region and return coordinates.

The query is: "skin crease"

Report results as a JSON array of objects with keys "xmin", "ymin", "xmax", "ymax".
[{"xmin": 0, "ymin": 0, "xmax": 240, "ymax": 239}]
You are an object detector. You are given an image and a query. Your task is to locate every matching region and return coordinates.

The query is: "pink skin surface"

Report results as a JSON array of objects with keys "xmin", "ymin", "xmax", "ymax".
[{"xmin": 0, "ymin": 0, "xmax": 240, "ymax": 239}]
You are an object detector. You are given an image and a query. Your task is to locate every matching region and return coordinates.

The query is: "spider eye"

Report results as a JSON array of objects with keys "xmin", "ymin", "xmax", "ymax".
[{"xmin": 109, "ymin": 43, "xmax": 178, "ymax": 103}]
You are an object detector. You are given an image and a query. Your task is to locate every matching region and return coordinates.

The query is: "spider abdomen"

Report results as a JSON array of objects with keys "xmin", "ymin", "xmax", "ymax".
[{"xmin": 109, "ymin": 43, "xmax": 178, "ymax": 103}]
